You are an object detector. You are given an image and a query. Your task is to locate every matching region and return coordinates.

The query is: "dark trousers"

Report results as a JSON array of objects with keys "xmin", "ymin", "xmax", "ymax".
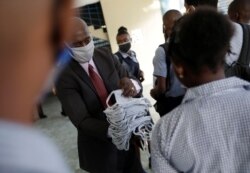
[
  {"xmin": 120, "ymin": 144, "xmax": 145, "ymax": 173},
  {"xmin": 86, "ymin": 143, "xmax": 145, "ymax": 173}
]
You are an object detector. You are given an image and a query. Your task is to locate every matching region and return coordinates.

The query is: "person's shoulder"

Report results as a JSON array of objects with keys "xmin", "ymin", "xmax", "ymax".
[
  {"xmin": 113, "ymin": 51, "xmax": 122, "ymax": 58},
  {"xmin": 153, "ymin": 107, "xmax": 183, "ymax": 140},
  {"xmin": 130, "ymin": 50, "xmax": 136, "ymax": 56},
  {"xmin": 57, "ymin": 60, "xmax": 75, "ymax": 81},
  {"xmin": 94, "ymin": 47, "xmax": 114, "ymax": 60},
  {"xmin": 156, "ymin": 45, "xmax": 166, "ymax": 53},
  {"xmin": 94, "ymin": 47, "xmax": 112, "ymax": 55},
  {"xmin": 231, "ymin": 21, "xmax": 243, "ymax": 40},
  {"xmin": 0, "ymin": 121, "xmax": 71, "ymax": 173},
  {"xmin": 153, "ymin": 46, "xmax": 166, "ymax": 62},
  {"xmin": 231, "ymin": 21, "xmax": 241, "ymax": 29},
  {"xmin": 155, "ymin": 45, "xmax": 166, "ymax": 57}
]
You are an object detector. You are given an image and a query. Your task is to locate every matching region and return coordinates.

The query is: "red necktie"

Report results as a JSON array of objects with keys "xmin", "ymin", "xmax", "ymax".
[{"xmin": 88, "ymin": 64, "xmax": 108, "ymax": 108}]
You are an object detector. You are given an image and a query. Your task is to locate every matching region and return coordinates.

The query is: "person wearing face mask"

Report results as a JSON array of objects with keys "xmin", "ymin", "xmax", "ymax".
[
  {"xmin": 150, "ymin": 10, "xmax": 185, "ymax": 117},
  {"xmin": 0, "ymin": 0, "xmax": 73, "ymax": 173},
  {"xmin": 56, "ymin": 18, "xmax": 146, "ymax": 173},
  {"xmin": 114, "ymin": 27, "xmax": 144, "ymax": 82}
]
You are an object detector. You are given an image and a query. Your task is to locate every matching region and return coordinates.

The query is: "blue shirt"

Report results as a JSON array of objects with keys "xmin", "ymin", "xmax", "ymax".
[
  {"xmin": 152, "ymin": 77, "xmax": 250, "ymax": 173},
  {"xmin": 153, "ymin": 46, "xmax": 185, "ymax": 97}
]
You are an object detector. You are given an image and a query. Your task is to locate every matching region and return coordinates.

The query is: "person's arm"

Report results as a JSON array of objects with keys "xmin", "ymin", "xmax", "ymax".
[
  {"xmin": 112, "ymin": 53, "xmax": 142, "ymax": 97},
  {"xmin": 150, "ymin": 47, "xmax": 169, "ymax": 100},
  {"xmin": 151, "ymin": 119, "xmax": 179, "ymax": 173},
  {"xmin": 150, "ymin": 76, "xmax": 166, "ymax": 99},
  {"xmin": 132, "ymin": 51, "xmax": 144, "ymax": 82},
  {"xmin": 56, "ymin": 74, "xmax": 109, "ymax": 142},
  {"xmin": 138, "ymin": 70, "xmax": 145, "ymax": 82}
]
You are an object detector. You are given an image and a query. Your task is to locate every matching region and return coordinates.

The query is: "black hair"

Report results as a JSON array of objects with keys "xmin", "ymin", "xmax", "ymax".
[
  {"xmin": 117, "ymin": 26, "xmax": 129, "ymax": 37},
  {"xmin": 168, "ymin": 7, "xmax": 234, "ymax": 74},
  {"xmin": 185, "ymin": 0, "xmax": 218, "ymax": 7},
  {"xmin": 228, "ymin": 0, "xmax": 237, "ymax": 13},
  {"xmin": 185, "ymin": 0, "xmax": 198, "ymax": 6},
  {"xmin": 229, "ymin": 0, "xmax": 250, "ymax": 9},
  {"xmin": 163, "ymin": 9, "xmax": 182, "ymax": 21}
]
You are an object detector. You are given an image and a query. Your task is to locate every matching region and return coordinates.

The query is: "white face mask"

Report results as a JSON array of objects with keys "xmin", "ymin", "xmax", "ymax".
[{"xmin": 71, "ymin": 39, "xmax": 95, "ymax": 63}]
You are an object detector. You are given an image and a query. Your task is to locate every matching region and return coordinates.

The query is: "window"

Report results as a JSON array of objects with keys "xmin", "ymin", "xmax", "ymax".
[{"xmin": 218, "ymin": 0, "xmax": 233, "ymax": 14}]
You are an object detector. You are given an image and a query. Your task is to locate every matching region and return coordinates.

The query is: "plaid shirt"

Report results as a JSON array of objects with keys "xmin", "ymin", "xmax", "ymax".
[{"xmin": 152, "ymin": 77, "xmax": 250, "ymax": 173}]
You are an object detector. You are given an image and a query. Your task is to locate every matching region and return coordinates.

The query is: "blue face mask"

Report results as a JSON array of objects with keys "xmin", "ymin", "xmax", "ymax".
[{"xmin": 37, "ymin": 46, "xmax": 72, "ymax": 102}]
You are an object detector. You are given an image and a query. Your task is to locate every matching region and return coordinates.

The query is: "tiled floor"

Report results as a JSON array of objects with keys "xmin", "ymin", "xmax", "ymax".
[{"xmin": 35, "ymin": 84, "xmax": 159, "ymax": 173}]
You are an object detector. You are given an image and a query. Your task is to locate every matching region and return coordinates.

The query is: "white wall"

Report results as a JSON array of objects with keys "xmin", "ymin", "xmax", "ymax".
[{"xmin": 100, "ymin": 0, "xmax": 164, "ymax": 85}]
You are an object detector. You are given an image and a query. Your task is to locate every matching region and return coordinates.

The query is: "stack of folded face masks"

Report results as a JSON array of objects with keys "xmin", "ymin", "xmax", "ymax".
[{"xmin": 104, "ymin": 90, "xmax": 153, "ymax": 151}]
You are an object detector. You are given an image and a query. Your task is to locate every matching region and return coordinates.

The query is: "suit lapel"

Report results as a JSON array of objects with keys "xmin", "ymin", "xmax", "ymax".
[{"xmin": 70, "ymin": 59, "xmax": 97, "ymax": 93}]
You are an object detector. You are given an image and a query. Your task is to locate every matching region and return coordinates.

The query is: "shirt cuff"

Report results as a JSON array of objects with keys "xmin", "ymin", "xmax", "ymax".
[{"xmin": 130, "ymin": 79, "xmax": 141, "ymax": 94}]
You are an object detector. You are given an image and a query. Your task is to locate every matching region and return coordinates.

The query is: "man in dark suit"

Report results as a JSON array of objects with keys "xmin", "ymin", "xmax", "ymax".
[{"xmin": 56, "ymin": 18, "xmax": 145, "ymax": 173}]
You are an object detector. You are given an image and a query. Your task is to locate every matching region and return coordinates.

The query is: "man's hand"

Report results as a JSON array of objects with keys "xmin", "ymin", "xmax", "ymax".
[
  {"xmin": 119, "ymin": 77, "xmax": 137, "ymax": 97},
  {"xmin": 138, "ymin": 70, "xmax": 145, "ymax": 82}
]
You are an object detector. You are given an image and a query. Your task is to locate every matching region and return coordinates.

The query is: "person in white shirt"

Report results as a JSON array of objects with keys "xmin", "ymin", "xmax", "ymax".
[
  {"xmin": 152, "ymin": 7, "xmax": 250, "ymax": 173},
  {"xmin": 184, "ymin": 0, "xmax": 247, "ymax": 74},
  {"xmin": 0, "ymin": 0, "xmax": 74, "ymax": 172}
]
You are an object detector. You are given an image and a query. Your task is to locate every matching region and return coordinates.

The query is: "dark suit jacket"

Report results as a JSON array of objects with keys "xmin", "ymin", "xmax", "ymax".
[{"xmin": 56, "ymin": 48, "xmax": 142, "ymax": 173}]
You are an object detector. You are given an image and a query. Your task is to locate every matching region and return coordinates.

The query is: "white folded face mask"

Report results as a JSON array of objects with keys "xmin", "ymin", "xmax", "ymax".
[
  {"xmin": 106, "ymin": 90, "xmax": 134, "ymax": 106},
  {"xmin": 104, "ymin": 89, "xmax": 153, "ymax": 151},
  {"xmin": 71, "ymin": 39, "xmax": 95, "ymax": 63}
]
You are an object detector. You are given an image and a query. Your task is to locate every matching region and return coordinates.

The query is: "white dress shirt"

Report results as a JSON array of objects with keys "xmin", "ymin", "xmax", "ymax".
[
  {"xmin": 118, "ymin": 51, "xmax": 138, "ymax": 63},
  {"xmin": 225, "ymin": 22, "xmax": 243, "ymax": 66},
  {"xmin": 79, "ymin": 58, "xmax": 141, "ymax": 93}
]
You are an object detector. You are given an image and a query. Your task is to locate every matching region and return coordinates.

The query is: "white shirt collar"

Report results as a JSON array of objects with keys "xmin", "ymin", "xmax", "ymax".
[
  {"xmin": 79, "ymin": 58, "xmax": 100, "ymax": 76},
  {"xmin": 119, "ymin": 51, "xmax": 132, "ymax": 59}
]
